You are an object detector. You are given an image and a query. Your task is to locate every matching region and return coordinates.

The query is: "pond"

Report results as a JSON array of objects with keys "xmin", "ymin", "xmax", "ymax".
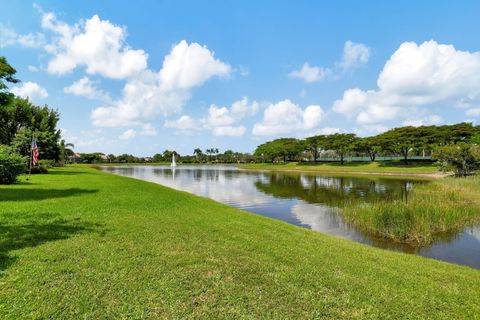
[{"xmin": 101, "ymin": 165, "xmax": 480, "ymax": 269}]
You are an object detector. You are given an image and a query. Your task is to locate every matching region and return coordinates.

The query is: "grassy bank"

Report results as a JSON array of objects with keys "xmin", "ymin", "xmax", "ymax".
[
  {"xmin": 341, "ymin": 175, "xmax": 480, "ymax": 245},
  {"xmin": 239, "ymin": 161, "xmax": 439, "ymax": 176},
  {"xmin": 0, "ymin": 166, "xmax": 479, "ymax": 318}
]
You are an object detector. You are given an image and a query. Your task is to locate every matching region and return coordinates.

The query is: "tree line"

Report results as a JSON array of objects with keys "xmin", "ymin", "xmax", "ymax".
[
  {"xmin": 77, "ymin": 149, "xmax": 256, "ymax": 164},
  {"xmin": 0, "ymin": 56, "xmax": 72, "ymax": 183},
  {"xmin": 254, "ymin": 123, "xmax": 480, "ymax": 165}
]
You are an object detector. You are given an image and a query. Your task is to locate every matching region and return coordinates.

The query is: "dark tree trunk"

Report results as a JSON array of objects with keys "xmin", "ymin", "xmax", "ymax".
[{"xmin": 402, "ymin": 149, "xmax": 408, "ymax": 165}]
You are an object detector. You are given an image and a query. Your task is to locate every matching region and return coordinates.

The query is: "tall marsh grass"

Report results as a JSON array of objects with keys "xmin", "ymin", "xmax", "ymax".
[{"xmin": 342, "ymin": 175, "xmax": 480, "ymax": 245}]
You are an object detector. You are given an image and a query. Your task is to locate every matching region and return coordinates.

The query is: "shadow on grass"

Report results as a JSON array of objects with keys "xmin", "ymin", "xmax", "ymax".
[
  {"xmin": 0, "ymin": 215, "xmax": 105, "ymax": 274},
  {"xmin": 0, "ymin": 188, "xmax": 98, "ymax": 202}
]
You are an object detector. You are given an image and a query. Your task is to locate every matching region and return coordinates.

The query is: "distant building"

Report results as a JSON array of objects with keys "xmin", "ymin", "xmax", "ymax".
[{"xmin": 69, "ymin": 153, "xmax": 82, "ymax": 164}]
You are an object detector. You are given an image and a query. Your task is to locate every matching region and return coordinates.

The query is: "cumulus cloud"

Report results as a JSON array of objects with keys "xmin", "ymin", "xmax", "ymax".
[
  {"xmin": 158, "ymin": 40, "xmax": 231, "ymax": 91},
  {"xmin": 466, "ymin": 108, "xmax": 480, "ymax": 117},
  {"xmin": 91, "ymin": 40, "xmax": 231, "ymax": 127},
  {"xmin": 0, "ymin": 25, "xmax": 45, "ymax": 48},
  {"xmin": 403, "ymin": 115, "xmax": 443, "ymax": 127},
  {"xmin": 306, "ymin": 127, "xmax": 342, "ymax": 137},
  {"xmin": 41, "ymin": 12, "xmax": 147, "ymax": 79},
  {"xmin": 252, "ymin": 99, "xmax": 324, "ymax": 136},
  {"xmin": 339, "ymin": 40, "xmax": 370, "ymax": 70},
  {"xmin": 164, "ymin": 97, "xmax": 257, "ymax": 137},
  {"xmin": 289, "ymin": 41, "xmax": 370, "ymax": 82},
  {"xmin": 288, "ymin": 63, "xmax": 328, "ymax": 83},
  {"xmin": 64, "ymin": 76, "xmax": 111, "ymax": 102},
  {"xmin": 212, "ymin": 126, "xmax": 246, "ymax": 137},
  {"xmin": 333, "ymin": 40, "xmax": 480, "ymax": 126},
  {"xmin": 11, "ymin": 82, "xmax": 48, "ymax": 100},
  {"xmin": 202, "ymin": 97, "xmax": 258, "ymax": 136},
  {"xmin": 139, "ymin": 123, "xmax": 157, "ymax": 136},
  {"xmin": 119, "ymin": 129, "xmax": 136, "ymax": 140},
  {"xmin": 205, "ymin": 97, "xmax": 258, "ymax": 127},
  {"xmin": 164, "ymin": 115, "xmax": 201, "ymax": 131}
]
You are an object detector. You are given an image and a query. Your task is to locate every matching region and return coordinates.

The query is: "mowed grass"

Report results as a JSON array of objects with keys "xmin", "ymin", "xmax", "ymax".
[
  {"xmin": 0, "ymin": 166, "xmax": 479, "ymax": 319},
  {"xmin": 240, "ymin": 161, "xmax": 439, "ymax": 174},
  {"xmin": 342, "ymin": 175, "xmax": 480, "ymax": 245}
]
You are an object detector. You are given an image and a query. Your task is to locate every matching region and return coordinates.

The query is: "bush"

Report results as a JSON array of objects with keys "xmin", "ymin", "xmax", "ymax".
[
  {"xmin": 30, "ymin": 165, "xmax": 49, "ymax": 174},
  {"xmin": 28, "ymin": 160, "xmax": 54, "ymax": 174},
  {"xmin": 433, "ymin": 143, "xmax": 480, "ymax": 176},
  {"xmin": 0, "ymin": 145, "xmax": 27, "ymax": 184}
]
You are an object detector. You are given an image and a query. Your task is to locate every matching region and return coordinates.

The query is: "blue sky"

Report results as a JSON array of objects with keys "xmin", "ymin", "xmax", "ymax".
[{"xmin": 1, "ymin": 1, "xmax": 480, "ymax": 156}]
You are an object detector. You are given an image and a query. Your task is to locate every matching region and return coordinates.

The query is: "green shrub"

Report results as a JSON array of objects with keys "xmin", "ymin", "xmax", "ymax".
[
  {"xmin": 433, "ymin": 142, "xmax": 480, "ymax": 176},
  {"xmin": 0, "ymin": 145, "xmax": 27, "ymax": 184},
  {"xmin": 30, "ymin": 165, "xmax": 49, "ymax": 174},
  {"xmin": 27, "ymin": 159, "xmax": 54, "ymax": 174}
]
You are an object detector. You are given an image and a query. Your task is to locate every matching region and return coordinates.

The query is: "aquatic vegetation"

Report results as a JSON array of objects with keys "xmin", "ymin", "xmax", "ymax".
[{"xmin": 342, "ymin": 175, "xmax": 480, "ymax": 245}]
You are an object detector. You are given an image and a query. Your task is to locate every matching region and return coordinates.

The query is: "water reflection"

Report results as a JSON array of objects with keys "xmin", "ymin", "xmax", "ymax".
[{"xmin": 101, "ymin": 165, "xmax": 480, "ymax": 269}]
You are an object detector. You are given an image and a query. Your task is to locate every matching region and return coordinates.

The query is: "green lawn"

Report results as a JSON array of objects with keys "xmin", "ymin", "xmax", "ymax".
[
  {"xmin": 240, "ymin": 161, "xmax": 439, "ymax": 175},
  {"xmin": 0, "ymin": 166, "xmax": 479, "ymax": 319}
]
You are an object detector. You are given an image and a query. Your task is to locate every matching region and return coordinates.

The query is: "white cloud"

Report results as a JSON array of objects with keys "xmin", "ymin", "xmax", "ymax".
[
  {"xmin": 333, "ymin": 40, "xmax": 480, "ymax": 126},
  {"xmin": 10, "ymin": 82, "xmax": 48, "ymax": 100},
  {"xmin": 288, "ymin": 62, "xmax": 328, "ymax": 83},
  {"xmin": 252, "ymin": 99, "xmax": 324, "ymax": 136},
  {"xmin": 61, "ymin": 128, "xmax": 112, "ymax": 150},
  {"xmin": 164, "ymin": 115, "xmax": 200, "ymax": 131},
  {"xmin": 28, "ymin": 65, "xmax": 40, "ymax": 72},
  {"xmin": 140, "ymin": 123, "xmax": 157, "ymax": 136},
  {"xmin": 212, "ymin": 126, "xmax": 246, "ymax": 137},
  {"xmin": 119, "ymin": 129, "xmax": 136, "ymax": 140},
  {"xmin": 205, "ymin": 97, "xmax": 258, "ymax": 127},
  {"xmin": 206, "ymin": 105, "xmax": 236, "ymax": 126},
  {"xmin": 204, "ymin": 97, "xmax": 257, "ymax": 136},
  {"xmin": 42, "ymin": 13, "xmax": 148, "ymax": 79},
  {"xmin": 159, "ymin": 40, "xmax": 231, "ymax": 91},
  {"xmin": 91, "ymin": 40, "xmax": 231, "ymax": 127},
  {"xmin": 340, "ymin": 40, "xmax": 370, "ymax": 70},
  {"xmin": 64, "ymin": 76, "xmax": 111, "ymax": 102},
  {"xmin": 0, "ymin": 25, "xmax": 45, "ymax": 48},
  {"xmin": 306, "ymin": 127, "xmax": 342, "ymax": 137},
  {"xmin": 163, "ymin": 97, "xmax": 257, "ymax": 137},
  {"xmin": 403, "ymin": 115, "xmax": 443, "ymax": 127},
  {"xmin": 466, "ymin": 108, "xmax": 480, "ymax": 117}
]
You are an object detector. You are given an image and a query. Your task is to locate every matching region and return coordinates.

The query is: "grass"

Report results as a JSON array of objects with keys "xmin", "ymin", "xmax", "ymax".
[
  {"xmin": 239, "ymin": 161, "xmax": 439, "ymax": 175},
  {"xmin": 0, "ymin": 166, "xmax": 478, "ymax": 318},
  {"xmin": 341, "ymin": 175, "xmax": 480, "ymax": 245}
]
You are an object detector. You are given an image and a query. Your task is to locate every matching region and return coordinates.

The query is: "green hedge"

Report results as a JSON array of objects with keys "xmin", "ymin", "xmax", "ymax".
[{"xmin": 0, "ymin": 145, "xmax": 27, "ymax": 184}]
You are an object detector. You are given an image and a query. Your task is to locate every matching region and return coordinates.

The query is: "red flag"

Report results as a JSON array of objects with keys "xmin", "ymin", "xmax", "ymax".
[{"xmin": 32, "ymin": 136, "xmax": 39, "ymax": 166}]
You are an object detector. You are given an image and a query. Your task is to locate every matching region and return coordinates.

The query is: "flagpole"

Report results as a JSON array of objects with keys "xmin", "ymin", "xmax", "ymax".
[{"xmin": 28, "ymin": 134, "xmax": 33, "ymax": 181}]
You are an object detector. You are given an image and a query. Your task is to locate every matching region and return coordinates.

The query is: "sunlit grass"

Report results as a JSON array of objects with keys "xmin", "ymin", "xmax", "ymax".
[
  {"xmin": 0, "ymin": 166, "xmax": 478, "ymax": 318},
  {"xmin": 240, "ymin": 161, "xmax": 439, "ymax": 174}
]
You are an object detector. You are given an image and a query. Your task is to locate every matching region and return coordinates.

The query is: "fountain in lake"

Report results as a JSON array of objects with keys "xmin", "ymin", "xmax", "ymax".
[{"xmin": 171, "ymin": 153, "xmax": 177, "ymax": 167}]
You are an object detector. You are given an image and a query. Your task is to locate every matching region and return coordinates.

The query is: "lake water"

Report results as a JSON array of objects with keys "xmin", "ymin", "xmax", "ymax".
[{"xmin": 101, "ymin": 165, "xmax": 480, "ymax": 269}]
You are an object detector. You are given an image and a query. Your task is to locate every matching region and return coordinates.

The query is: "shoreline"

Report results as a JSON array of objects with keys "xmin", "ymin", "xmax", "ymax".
[{"xmin": 237, "ymin": 167, "xmax": 448, "ymax": 178}]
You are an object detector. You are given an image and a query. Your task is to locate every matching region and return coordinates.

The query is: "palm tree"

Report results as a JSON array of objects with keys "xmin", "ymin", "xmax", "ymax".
[
  {"xmin": 193, "ymin": 148, "xmax": 203, "ymax": 162},
  {"xmin": 59, "ymin": 139, "xmax": 74, "ymax": 164},
  {"xmin": 205, "ymin": 148, "xmax": 212, "ymax": 162}
]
